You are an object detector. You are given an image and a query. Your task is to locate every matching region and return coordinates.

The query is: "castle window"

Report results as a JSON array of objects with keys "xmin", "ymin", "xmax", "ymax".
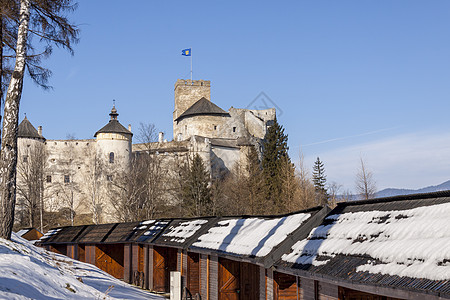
[
  {"xmin": 64, "ymin": 175, "xmax": 70, "ymax": 183},
  {"xmin": 214, "ymin": 125, "xmax": 217, "ymax": 130},
  {"xmin": 46, "ymin": 175, "xmax": 52, "ymax": 183},
  {"xmin": 233, "ymin": 127, "xmax": 236, "ymax": 133},
  {"xmin": 109, "ymin": 152, "xmax": 114, "ymax": 163},
  {"xmin": 23, "ymin": 156, "xmax": 28, "ymax": 163},
  {"xmin": 106, "ymin": 175, "xmax": 113, "ymax": 181}
]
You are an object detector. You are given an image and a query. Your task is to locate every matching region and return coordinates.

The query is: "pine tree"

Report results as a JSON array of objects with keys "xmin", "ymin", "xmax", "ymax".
[
  {"xmin": 181, "ymin": 154, "xmax": 211, "ymax": 217},
  {"xmin": 312, "ymin": 157, "xmax": 328, "ymax": 205},
  {"xmin": 262, "ymin": 118, "xmax": 292, "ymax": 208}
]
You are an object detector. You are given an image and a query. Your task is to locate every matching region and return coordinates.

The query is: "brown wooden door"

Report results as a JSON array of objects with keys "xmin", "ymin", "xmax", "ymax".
[
  {"xmin": 77, "ymin": 245, "xmax": 86, "ymax": 262},
  {"xmin": 153, "ymin": 246, "xmax": 178, "ymax": 293},
  {"xmin": 95, "ymin": 244, "xmax": 124, "ymax": 279},
  {"xmin": 138, "ymin": 245, "xmax": 144, "ymax": 272},
  {"xmin": 219, "ymin": 258, "xmax": 240, "ymax": 300},
  {"xmin": 273, "ymin": 272, "xmax": 298, "ymax": 300},
  {"xmin": 240, "ymin": 262, "xmax": 259, "ymax": 300},
  {"xmin": 187, "ymin": 252, "xmax": 200, "ymax": 296}
]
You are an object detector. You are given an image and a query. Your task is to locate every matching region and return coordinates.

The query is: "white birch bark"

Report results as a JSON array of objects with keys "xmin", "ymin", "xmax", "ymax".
[{"xmin": 0, "ymin": 0, "xmax": 30, "ymax": 239}]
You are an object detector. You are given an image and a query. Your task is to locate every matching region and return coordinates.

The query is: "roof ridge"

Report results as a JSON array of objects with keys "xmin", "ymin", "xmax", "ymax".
[{"xmin": 336, "ymin": 190, "xmax": 450, "ymax": 208}]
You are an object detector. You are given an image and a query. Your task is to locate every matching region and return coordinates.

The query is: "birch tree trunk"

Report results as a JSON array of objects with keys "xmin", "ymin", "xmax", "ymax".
[{"xmin": 0, "ymin": 0, "xmax": 30, "ymax": 239}]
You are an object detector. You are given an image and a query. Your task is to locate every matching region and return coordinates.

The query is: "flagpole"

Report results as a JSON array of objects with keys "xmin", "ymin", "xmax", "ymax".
[{"xmin": 190, "ymin": 48, "xmax": 193, "ymax": 81}]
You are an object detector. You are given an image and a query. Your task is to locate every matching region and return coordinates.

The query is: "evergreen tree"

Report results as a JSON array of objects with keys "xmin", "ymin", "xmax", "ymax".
[
  {"xmin": 312, "ymin": 157, "xmax": 328, "ymax": 205},
  {"xmin": 180, "ymin": 154, "xmax": 211, "ymax": 217},
  {"xmin": 262, "ymin": 118, "xmax": 292, "ymax": 207}
]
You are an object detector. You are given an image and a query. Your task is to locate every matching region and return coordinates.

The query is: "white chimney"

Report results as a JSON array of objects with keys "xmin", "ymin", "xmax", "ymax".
[
  {"xmin": 38, "ymin": 126, "xmax": 42, "ymax": 136},
  {"xmin": 159, "ymin": 132, "xmax": 164, "ymax": 143},
  {"xmin": 128, "ymin": 124, "xmax": 132, "ymax": 132}
]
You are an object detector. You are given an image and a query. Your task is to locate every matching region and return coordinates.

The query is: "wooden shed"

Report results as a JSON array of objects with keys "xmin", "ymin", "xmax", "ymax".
[
  {"xmin": 273, "ymin": 191, "xmax": 450, "ymax": 300},
  {"xmin": 36, "ymin": 191, "xmax": 450, "ymax": 300},
  {"xmin": 186, "ymin": 207, "xmax": 327, "ymax": 300},
  {"xmin": 16, "ymin": 227, "xmax": 44, "ymax": 241},
  {"xmin": 150, "ymin": 217, "xmax": 218, "ymax": 296}
]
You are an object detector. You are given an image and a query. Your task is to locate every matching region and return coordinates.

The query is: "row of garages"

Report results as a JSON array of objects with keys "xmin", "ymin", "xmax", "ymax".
[{"xmin": 39, "ymin": 191, "xmax": 450, "ymax": 300}]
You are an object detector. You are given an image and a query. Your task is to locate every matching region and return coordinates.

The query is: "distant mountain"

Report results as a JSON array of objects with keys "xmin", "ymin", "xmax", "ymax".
[{"xmin": 375, "ymin": 180, "xmax": 450, "ymax": 198}]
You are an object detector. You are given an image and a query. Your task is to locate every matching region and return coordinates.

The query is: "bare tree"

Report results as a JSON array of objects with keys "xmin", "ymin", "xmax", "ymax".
[
  {"xmin": 15, "ymin": 142, "xmax": 46, "ymax": 230},
  {"xmin": 327, "ymin": 181, "xmax": 342, "ymax": 208},
  {"xmin": 295, "ymin": 150, "xmax": 316, "ymax": 210},
  {"xmin": 82, "ymin": 146, "xmax": 104, "ymax": 224},
  {"xmin": 55, "ymin": 141, "xmax": 81, "ymax": 226},
  {"xmin": 108, "ymin": 157, "xmax": 147, "ymax": 222},
  {"xmin": 355, "ymin": 156, "xmax": 377, "ymax": 200},
  {"xmin": 0, "ymin": 0, "xmax": 78, "ymax": 239}
]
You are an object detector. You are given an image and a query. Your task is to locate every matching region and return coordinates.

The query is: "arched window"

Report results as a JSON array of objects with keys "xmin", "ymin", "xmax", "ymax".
[{"xmin": 109, "ymin": 152, "xmax": 114, "ymax": 163}]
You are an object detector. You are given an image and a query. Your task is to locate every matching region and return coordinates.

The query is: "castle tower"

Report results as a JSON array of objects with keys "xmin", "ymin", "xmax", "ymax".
[
  {"xmin": 94, "ymin": 105, "xmax": 133, "ymax": 169},
  {"xmin": 16, "ymin": 116, "xmax": 46, "ymax": 227},
  {"xmin": 173, "ymin": 79, "xmax": 211, "ymax": 139}
]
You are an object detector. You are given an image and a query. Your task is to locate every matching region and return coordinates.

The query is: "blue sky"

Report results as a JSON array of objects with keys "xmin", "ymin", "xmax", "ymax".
[{"xmin": 20, "ymin": 1, "xmax": 450, "ymax": 192}]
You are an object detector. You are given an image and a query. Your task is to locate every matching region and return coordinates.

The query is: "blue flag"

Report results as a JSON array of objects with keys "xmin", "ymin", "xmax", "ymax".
[{"xmin": 181, "ymin": 48, "xmax": 191, "ymax": 56}]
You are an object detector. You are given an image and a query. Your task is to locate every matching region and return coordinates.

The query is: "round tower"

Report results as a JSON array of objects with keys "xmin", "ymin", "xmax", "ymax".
[
  {"xmin": 94, "ymin": 105, "xmax": 132, "ymax": 169},
  {"xmin": 17, "ymin": 115, "xmax": 46, "ymax": 153}
]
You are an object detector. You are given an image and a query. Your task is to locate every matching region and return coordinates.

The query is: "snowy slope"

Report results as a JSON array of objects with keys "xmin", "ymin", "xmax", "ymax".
[{"xmin": 0, "ymin": 233, "xmax": 163, "ymax": 300}]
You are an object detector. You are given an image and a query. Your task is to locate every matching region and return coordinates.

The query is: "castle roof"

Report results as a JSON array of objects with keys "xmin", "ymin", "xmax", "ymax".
[
  {"xmin": 175, "ymin": 97, "xmax": 229, "ymax": 122},
  {"xmin": 94, "ymin": 120, "xmax": 132, "ymax": 137},
  {"xmin": 18, "ymin": 117, "xmax": 44, "ymax": 140},
  {"xmin": 94, "ymin": 105, "xmax": 133, "ymax": 137}
]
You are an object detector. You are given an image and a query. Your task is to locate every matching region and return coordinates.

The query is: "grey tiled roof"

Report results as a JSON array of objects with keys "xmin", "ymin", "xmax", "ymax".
[
  {"xmin": 18, "ymin": 117, "xmax": 44, "ymax": 140},
  {"xmin": 94, "ymin": 120, "xmax": 132, "ymax": 137},
  {"xmin": 175, "ymin": 98, "xmax": 229, "ymax": 122}
]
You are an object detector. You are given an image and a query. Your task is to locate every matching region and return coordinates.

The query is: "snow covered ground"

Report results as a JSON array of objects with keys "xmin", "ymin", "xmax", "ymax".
[{"xmin": 0, "ymin": 233, "xmax": 164, "ymax": 300}]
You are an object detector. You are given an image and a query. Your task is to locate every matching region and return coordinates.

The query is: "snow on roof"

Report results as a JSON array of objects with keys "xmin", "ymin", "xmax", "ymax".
[
  {"xmin": 39, "ymin": 228, "xmax": 61, "ymax": 240},
  {"xmin": 162, "ymin": 219, "xmax": 208, "ymax": 243},
  {"xmin": 16, "ymin": 229, "xmax": 29, "ymax": 237},
  {"xmin": 192, "ymin": 213, "xmax": 311, "ymax": 257},
  {"xmin": 140, "ymin": 220, "xmax": 155, "ymax": 225},
  {"xmin": 282, "ymin": 202, "xmax": 450, "ymax": 281},
  {"xmin": 0, "ymin": 233, "xmax": 163, "ymax": 299}
]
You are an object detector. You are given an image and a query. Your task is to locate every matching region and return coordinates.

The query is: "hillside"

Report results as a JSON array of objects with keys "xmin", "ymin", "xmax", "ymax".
[
  {"xmin": 375, "ymin": 180, "xmax": 450, "ymax": 198},
  {"xmin": 0, "ymin": 233, "xmax": 163, "ymax": 300}
]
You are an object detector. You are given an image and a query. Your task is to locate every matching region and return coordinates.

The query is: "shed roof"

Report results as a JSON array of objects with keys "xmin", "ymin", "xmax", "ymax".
[
  {"xmin": 276, "ymin": 191, "xmax": 450, "ymax": 297},
  {"xmin": 189, "ymin": 207, "xmax": 324, "ymax": 264},
  {"xmin": 153, "ymin": 217, "xmax": 217, "ymax": 249},
  {"xmin": 175, "ymin": 98, "xmax": 229, "ymax": 122},
  {"xmin": 101, "ymin": 222, "xmax": 140, "ymax": 243},
  {"xmin": 76, "ymin": 224, "xmax": 117, "ymax": 243},
  {"xmin": 135, "ymin": 220, "xmax": 172, "ymax": 243}
]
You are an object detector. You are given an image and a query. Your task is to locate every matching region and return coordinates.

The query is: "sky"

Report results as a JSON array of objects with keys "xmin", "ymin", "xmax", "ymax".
[{"xmin": 19, "ymin": 0, "xmax": 450, "ymax": 193}]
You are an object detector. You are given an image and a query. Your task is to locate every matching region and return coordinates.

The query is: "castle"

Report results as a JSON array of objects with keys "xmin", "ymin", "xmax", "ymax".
[{"xmin": 15, "ymin": 79, "xmax": 276, "ymax": 226}]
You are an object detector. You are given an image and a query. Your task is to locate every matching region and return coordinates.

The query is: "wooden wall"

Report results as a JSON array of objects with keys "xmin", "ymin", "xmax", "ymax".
[
  {"xmin": 49, "ymin": 244, "xmax": 67, "ymax": 255},
  {"xmin": 187, "ymin": 252, "xmax": 201, "ymax": 296},
  {"xmin": 95, "ymin": 244, "xmax": 124, "ymax": 280},
  {"xmin": 152, "ymin": 246, "xmax": 177, "ymax": 293},
  {"xmin": 77, "ymin": 244, "xmax": 86, "ymax": 262},
  {"xmin": 217, "ymin": 257, "xmax": 260, "ymax": 300},
  {"xmin": 338, "ymin": 287, "xmax": 403, "ymax": 300},
  {"xmin": 131, "ymin": 244, "xmax": 145, "ymax": 287}
]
